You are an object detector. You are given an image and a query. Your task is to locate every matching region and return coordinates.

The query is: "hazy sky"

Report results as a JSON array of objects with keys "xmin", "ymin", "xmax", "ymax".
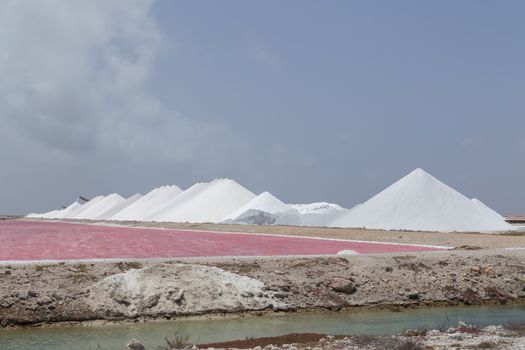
[{"xmin": 1, "ymin": 0, "xmax": 524, "ymax": 215}]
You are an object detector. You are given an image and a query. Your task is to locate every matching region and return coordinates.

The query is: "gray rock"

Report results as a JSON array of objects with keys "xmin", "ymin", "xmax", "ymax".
[
  {"xmin": 125, "ymin": 339, "xmax": 145, "ymax": 350},
  {"xmin": 330, "ymin": 278, "xmax": 357, "ymax": 294}
]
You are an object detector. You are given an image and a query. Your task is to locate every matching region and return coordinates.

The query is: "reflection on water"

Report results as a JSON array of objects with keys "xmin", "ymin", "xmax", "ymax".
[{"xmin": 1, "ymin": 305, "xmax": 524, "ymax": 350}]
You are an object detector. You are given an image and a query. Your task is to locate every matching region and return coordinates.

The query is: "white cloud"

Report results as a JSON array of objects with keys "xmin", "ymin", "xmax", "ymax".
[{"xmin": 0, "ymin": 0, "xmax": 236, "ymax": 163}]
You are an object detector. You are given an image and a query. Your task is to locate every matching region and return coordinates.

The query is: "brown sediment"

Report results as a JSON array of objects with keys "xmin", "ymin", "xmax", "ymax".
[{"xmin": 200, "ymin": 333, "xmax": 343, "ymax": 348}]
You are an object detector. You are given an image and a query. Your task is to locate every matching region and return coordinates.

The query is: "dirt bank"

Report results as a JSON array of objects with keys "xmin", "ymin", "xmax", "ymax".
[{"xmin": 1, "ymin": 250, "xmax": 524, "ymax": 327}]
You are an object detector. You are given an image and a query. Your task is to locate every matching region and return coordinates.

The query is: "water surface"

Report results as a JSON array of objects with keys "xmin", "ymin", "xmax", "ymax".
[{"xmin": 1, "ymin": 305, "xmax": 524, "ymax": 350}]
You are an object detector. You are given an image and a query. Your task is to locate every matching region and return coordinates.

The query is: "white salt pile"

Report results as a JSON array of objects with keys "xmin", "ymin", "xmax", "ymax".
[
  {"xmin": 227, "ymin": 200, "xmax": 349, "ymax": 227},
  {"xmin": 331, "ymin": 168, "xmax": 514, "ymax": 233},
  {"xmin": 149, "ymin": 179, "xmax": 255, "ymax": 223},
  {"xmin": 72, "ymin": 194, "xmax": 125, "ymax": 220},
  {"xmin": 65, "ymin": 195, "xmax": 106, "ymax": 219},
  {"xmin": 146, "ymin": 182, "xmax": 212, "ymax": 222},
  {"xmin": 254, "ymin": 202, "xmax": 346, "ymax": 227},
  {"xmin": 52, "ymin": 201, "xmax": 84, "ymax": 219},
  {"xmin": 97, "ymin": 193, "xmax": 143, "ymax": 220},
  {"xmin": 26, "ymin": 209, "xmax": 61, "ymax": 219},
  {"xmin": 26, "ymin": 170, "xmax": 513, "ymax": 233},
  {"xmin": 471, "ymin": 198, "xmax": 511, "ymax": 226},
  {"xmin": 223, "ymin": 191, "xmax": 290, "ymax": 221},
  {"xmin": 290, "ymin": 202, "xmax": 344, "ymax": 215},
  {"xmin": 110, "ymin": 185, "xmax": 182, "ymax": 221}
]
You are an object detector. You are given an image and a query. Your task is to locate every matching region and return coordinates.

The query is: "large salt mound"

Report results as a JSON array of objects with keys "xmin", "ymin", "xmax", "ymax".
[
  {"xmin": 65, "ymin": 195, "xmax": 106, "ymax": 219},
  {"xmin": 145, "ymin": 182, "xmax": 212, "ymax": 222},
  {"xmin": 97, "ymin": 193, "xmax": 143, "ymax": 220},
  {"xmin": 332, "ymin": 168, "xmax": 514, "ymax": 233},
  {"xmin": 110, "ymin": 185, "xmax": 182, "ymax": 221},
  {"xmin": 152, "ymin": 179, "xmax": 256, "ymax": 223},
  {"xmin": 51, "ymin": 201, "xmax": 84, "ymax": 219},
  {"xmin": 73, "ymin": 194, "xmax": 125, "ymax": 220},
  {"xmin": 223, "ymin": 191, "xmax": 290, "ymax": 221}
]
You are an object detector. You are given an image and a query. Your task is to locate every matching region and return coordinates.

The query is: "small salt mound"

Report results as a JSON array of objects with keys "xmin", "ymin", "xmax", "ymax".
[
  {"xmin": 52, "ymin": 201, "xmax": 84, "ymax": 219},
  {"xmin": 332, "ymin": 168, "xmax": 514, "ymax": 233},
  {"xmin": 225, "ymin": 209, "xmax": 280, "ymax": 225},
  {"xmin": 73, "ymin": 194, "xmax": 125, "ymax": 220},
  {"xmin": 154, "ymin": 179, "xmax": 256, "ymax": 223},
  {"xmin": 27, "ymin": 209, "xmax": 62, "ymax": 219},
  {"xmin": 145, "ymin": 182, "xmax": 212, "ymax": 222},
  {"xmin": 223, "ymin": 191, "xmax": 290, "ymax": 221},
  {"xmin": 110, "ymin": 185, "xmax": 182, "ymax": 221},
  {"xmin": 273, "ymin": 202, "xmax": 349, "ymax": 227},
  {"xmin": 96, "ymin": 193, "xmax": 143, "ymax": 220},
  {"xmin": 290, "ymin": 202, "xmax": 344, "ymax": 214},
  {"xmin": 471, "ymin": 198, "xmax": 510, "ymax": 225},
  {"xmin": 337, "ymin": 250, "xmax": 359, "ymax": 255},
  {"xmin": 65, "ymin": 195, "xmax": 106, "ymax": 219}
]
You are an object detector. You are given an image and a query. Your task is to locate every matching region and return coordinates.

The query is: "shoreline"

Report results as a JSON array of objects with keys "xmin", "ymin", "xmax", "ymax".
[{"xmin": 5, "ymin": 297, "xmax": 525, "ymax": 331}]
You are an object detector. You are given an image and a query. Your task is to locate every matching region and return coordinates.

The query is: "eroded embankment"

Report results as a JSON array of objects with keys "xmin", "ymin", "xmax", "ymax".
[{"xmin": 0, "ymin": 250, "xmax": 524, "ymax": 327}]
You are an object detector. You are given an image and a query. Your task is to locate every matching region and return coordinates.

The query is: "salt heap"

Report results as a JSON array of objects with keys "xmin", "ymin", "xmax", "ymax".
[
  {"xmin": 471, "ymin": 198, "xmax": 511, "ymax": 226},
  {"xmin": 51, "ymin": 201, "xmax": 84, "ymax": 219},
  {"xmin": 97, "ymin": 193, "xmax": 143, "ymax": 220},
  {"xmin": 26, "ymin": 209, "xmax": 61, "ymax": 219},
  {"xmin": 331, "ymin": 168, "xmax": 514, "ymax": 233},
  {"xmin": 65, "ymin": 195, "xmax": 106, "ymax": 219},
  {"xmin": 269, "ymin": 202, "xmax": 349, "ymax": 227},
  {"xmin": 145, "ymin": 182, "xmax": 212, "ymax": 222},
  {"xmin": 224, "ymin": 192, "xmax": 290, "ymax": 221},
  {"xmin": 221, "ymin": 191, "xmax": 290, "ymax": 225},
  {"xmin": 72, "ymin": 194, "xmax": 125, "ymax": 220},
  {"xmin": 149, "ymin": 179, "xmax": 255, "ymax": 223},
  {"xmin": 110, "ymin": 185, "xmax": 182, "ymax": 221}
]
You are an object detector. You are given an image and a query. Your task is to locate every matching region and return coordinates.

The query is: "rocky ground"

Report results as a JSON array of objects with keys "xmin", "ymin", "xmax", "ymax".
[
  {"xmin": 1, "ymin": 249, "xmax": 524, "ymax": 327},
  {"xmin": 122, "ymin": 323, "xmax": 525, "ymax": 349}
]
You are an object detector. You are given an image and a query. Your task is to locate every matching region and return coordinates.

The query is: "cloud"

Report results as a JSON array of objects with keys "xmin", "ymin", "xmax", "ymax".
[{"xmin": 0, "ymin": 0, "xmax": 237, "ymax": 164}]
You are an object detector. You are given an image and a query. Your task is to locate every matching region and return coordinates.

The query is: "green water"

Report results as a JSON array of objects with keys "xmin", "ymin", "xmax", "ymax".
[{"xmin": 1, "ymin": 305, "xmax": 524, "ymax": 350}]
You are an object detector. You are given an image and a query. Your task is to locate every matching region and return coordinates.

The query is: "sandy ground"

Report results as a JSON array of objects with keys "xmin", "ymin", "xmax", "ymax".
[{"xmin": 71, "ymin": 219, "xmax": 525, "ymax": 249}]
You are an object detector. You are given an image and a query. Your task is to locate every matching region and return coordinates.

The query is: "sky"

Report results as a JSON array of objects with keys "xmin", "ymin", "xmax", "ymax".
[{"xmin": 1, "ymin": 0, "xmax": 524, "ymax": 215}]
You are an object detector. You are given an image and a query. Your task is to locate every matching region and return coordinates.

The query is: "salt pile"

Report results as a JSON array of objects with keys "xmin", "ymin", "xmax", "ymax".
[
  {"xmin": 263, "ymin": 202, "xmax": 348, "ymax": 227},
  {"xmin": 223, "ymin": 192, "xmax": 290, "ymax": 221},
  {"xmin": 227, "ymin": 200, "xmax": 350, "ymax": 227},
  {"xmin": 331, "ymin": 168, "xmax": 514, "ymax": 233},
  {"xmin": 110, "ymin": 185, "xmax": 182, "ymax": 221},
  {"xmin": 471, "ymin": 198, "xmax": 512, "ymax": 227},
  {"xmin": 146, "ymin": 182, "xmax": 212, "ymax": 222},
  {"xmin": 52, "ymin": 201, "xmax": 84, "ymax": 219},
  {"xmin": 97, "ymin": 193, "xmax": 143, "ymax": 220},
  {"xmin": 65, "ymin": 195, "xmax": 106, "ymax": 219},
  {"xmin": 149, "ymin": 179, "xmax": 256, "ymax": 223},
  {"xmin": 26, "ymin": 209, "xmax": 61, "ymax": 219},
  {"xmin": 290, "ymin": 202, "xmax": 344, "ymax": 215},
  {"xmin": 72, "ymin": 194, "xmax": 125, "ymax": 220}
]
